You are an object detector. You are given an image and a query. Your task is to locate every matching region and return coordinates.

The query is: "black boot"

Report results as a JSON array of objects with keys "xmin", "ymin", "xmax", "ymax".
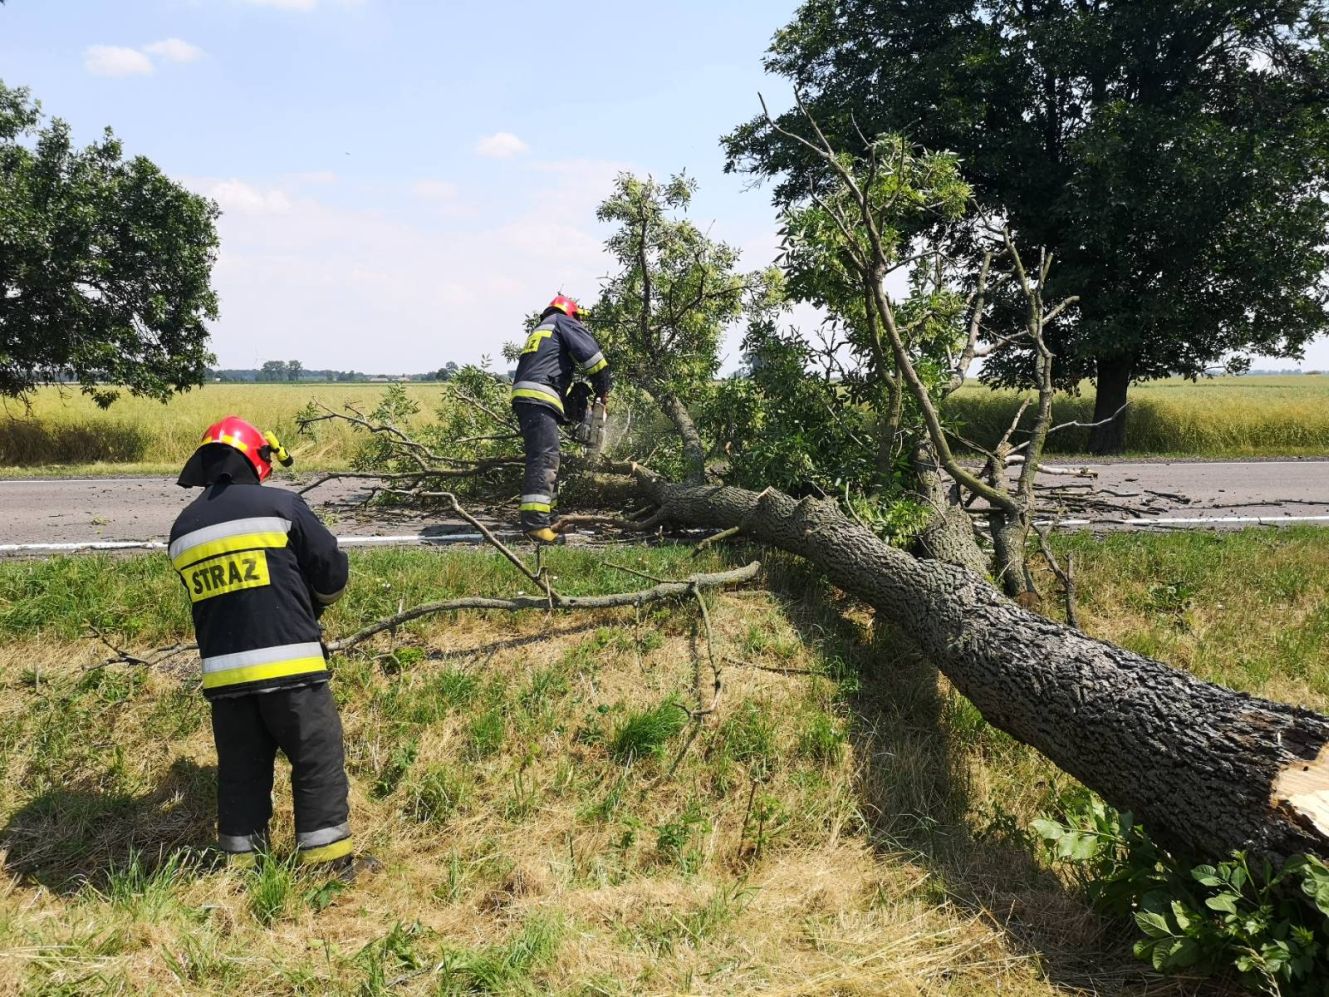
[{"xmin": 324, "ymin": 852, "xmax": 384, "ymax": 885}]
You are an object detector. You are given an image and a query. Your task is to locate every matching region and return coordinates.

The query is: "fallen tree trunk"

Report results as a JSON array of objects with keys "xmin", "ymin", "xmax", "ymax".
[{"xmin": 626, "ymin": 468, "xmax": 1329, "ymax": 862}]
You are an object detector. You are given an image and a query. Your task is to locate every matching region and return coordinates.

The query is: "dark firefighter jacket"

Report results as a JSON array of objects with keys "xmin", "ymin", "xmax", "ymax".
[
  {"xmin": 169, "ymin": 480, "xmax": 348, "ymax": 700},
  {"xmin": 510, "ymin": 312, "xmax": 611, "ymax": 422}
]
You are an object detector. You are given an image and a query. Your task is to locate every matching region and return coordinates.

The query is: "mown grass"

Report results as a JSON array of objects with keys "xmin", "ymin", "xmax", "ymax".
[
  {"xmin": 0, "ymin": 382, "xmax": 446, "ymax": 474},
  {"xmin": 1045, "ymin": 526, "xmax": 1329, "ymax": 710},
  {"xmin": 946, "ymin": 374, "xmax": 1329, "ymax": 457},
  {"xmin": 0, "ymin": 531, "xmax": 1323, "ymax": 992}
]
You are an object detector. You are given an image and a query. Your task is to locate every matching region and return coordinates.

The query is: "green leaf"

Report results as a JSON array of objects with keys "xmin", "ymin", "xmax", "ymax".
[
  {"xmin": 1135, "ymin": 909, "xmax": 1174, "ymax": 940},
  {"xmin": 1165, "ymin": 936, "xmax": 1203, "ymax": 969},
  {"xmin": 1169, "ymin": 900, "xmax": 1193, "ymax": 933},
  {"xmin": 1205, "ymin": 893, "xmax": 1239, "ymax": 915}
]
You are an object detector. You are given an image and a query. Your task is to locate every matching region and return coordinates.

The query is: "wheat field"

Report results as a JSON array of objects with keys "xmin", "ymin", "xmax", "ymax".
[
  {"xmin": 0, "ymin": 383, "xmax": 448, "ymax": 473},
  {"xmin": 945, "ymin": 374, "xmax": 1329, "ymax": 456},
  {"xmin": 2, "ymin": 375, "xmax": 1327, "ymax": 475}
]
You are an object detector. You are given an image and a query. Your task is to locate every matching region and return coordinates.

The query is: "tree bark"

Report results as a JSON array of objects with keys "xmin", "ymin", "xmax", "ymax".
[
  {"xmin": 627, "ymin": 470, "xmax": 1329, "ymax": 862},
  {"xmin": 988, "ymin": 511, "xmax": 1034, "ymax": 598},
  {"xmin": 908, "ymin": 441, "xmax": 990, "ymax": 578},
  {"xmin": 659, "ymin": 392, "xmax": 708, "ymax": 484},
  {"xmin": 1088, "ymin": 354, "xmax": 1133, "ymax": 455}
]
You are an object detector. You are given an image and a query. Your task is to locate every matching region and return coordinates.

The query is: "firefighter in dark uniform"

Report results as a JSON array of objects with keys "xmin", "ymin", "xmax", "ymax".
[
  {"xmin": 171, "ymin": 416, "xmax": 378, "ymax": 881},
  {"xmin": 510, "ymin": 294, "xmax": 611, "ymax": 542}
]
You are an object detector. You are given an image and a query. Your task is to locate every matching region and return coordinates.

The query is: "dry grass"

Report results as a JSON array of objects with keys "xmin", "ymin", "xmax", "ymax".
[
  {"xmin": 4, "ymin": 529, "xmax": 1318, "ymax": 993},
  {"xmin": 0, "ymin": 547, "xmax": 1103, "ymax": 995}
]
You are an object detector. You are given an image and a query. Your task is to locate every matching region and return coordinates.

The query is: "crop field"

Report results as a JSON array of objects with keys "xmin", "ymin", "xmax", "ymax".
[
  {"xmin": 0, "ymin": 530, "xmax": 1325, "ymax": 993},
  {"xmin": 0, "ymin": 383, "xmax": 449, "ymax": 475},
  {"xmin": 2, "ymin": 375, "xmax": 1328, "ymax": 478},
  {"xmin": 945, "ymin": 375, "xmax": 1329, "ymax": 457}
]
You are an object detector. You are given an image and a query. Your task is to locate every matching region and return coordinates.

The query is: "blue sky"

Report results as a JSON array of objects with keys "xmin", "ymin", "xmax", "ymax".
[
  {"xmin": 3, "ymin": 0, "xmax": 1326, "ymax": 373},
  {"xmin": 2, "ymin": 0, "xmax": 798, "ymax": 372}
]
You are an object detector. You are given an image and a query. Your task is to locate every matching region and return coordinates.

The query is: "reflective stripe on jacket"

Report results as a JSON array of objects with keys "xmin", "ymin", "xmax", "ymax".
[
  {"xmin": 169, "ymin": 482, "xmax": 348, "ymax": 699},
  {"xmin": 509, "ymin": 312, "xmax": 611, "ymax": 420}
]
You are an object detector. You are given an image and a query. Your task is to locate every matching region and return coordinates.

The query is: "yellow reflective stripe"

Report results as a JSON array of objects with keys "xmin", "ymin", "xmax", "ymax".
[
  {"xmin": 583, "ymin": 358, "xmax": 608, "ymax": 375},
  {"xmin": 201, "ymin": 656, "xmax": 327, "ymax": 691},
  {"xmin": 172, "ymin": 531, "xmax": 289, "ymax": 571},
  {"xmin": 298, "ymin": 838, "xmax": 354, "ymax": 864},
  {"xmin": 510, "ymin": 388, "xmax": 564, "ymax": 413},
  {"xmin": 520, "ymin": 501, "xmax": 551, "ymax": 512}
]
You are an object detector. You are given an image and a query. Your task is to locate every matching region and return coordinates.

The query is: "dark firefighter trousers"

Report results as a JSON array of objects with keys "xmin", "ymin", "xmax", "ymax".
[
  {"xmin": 210, "ymin": 681, "xmax": 352, "ymax": 864},
  {"xmin": 516, "ymin": 402, "xmax": 560, "ymax": 531}
]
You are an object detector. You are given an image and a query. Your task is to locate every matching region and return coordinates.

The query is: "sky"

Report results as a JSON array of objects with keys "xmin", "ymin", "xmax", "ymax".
[
  {"xmin": 1, "ymin": 0, "xmax": 800, "ymax": 373},
  {"xmin": 3, "ymin": 0, "xmax": 1327, "ymax": 374}
]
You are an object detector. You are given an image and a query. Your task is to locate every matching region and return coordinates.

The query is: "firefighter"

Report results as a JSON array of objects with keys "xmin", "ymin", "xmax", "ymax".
[
  {"xmin": 170, "ymin": 416, "xmax": 378, "ymax": 882},
  {"xmin": 510, "ymin": 294, "xmax": 612, "ymax": 542}
]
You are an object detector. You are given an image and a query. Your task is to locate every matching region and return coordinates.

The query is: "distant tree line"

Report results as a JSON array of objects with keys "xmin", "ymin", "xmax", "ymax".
[{"xmin": 210, "ymin": 361, "xmax": 465, "ymax": 383}]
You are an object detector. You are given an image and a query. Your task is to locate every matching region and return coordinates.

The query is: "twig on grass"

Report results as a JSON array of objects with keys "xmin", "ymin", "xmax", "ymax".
[
  {"xmin": 87, "ymin": 625, "xmax": 196, "ymax": 670},
  {"xmin": 693, "ymin": 526, "xmax": 741, "ymax": 553},
  {"xmin": 326, "ymin": 562, "xmax": 761, "ymax": 653}
]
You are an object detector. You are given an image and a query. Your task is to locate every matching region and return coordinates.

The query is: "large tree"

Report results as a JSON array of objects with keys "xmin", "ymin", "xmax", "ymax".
[
  {"xmin": 0, "ymin": 81, "xmax": 219, "ymax": 405},
  {"xmin": 725, "ymin": 1, "xmax": 1329, "ymax": 452}
]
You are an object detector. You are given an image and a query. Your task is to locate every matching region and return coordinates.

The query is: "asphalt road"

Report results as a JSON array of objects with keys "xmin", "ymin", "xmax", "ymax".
[
  {"xmin": 0, "ymin": 459, "xmax": 1326, "ymax": 553},
  {"xmin": 0, "ymin": 475, "xmax": 496, "ymax": 552}
]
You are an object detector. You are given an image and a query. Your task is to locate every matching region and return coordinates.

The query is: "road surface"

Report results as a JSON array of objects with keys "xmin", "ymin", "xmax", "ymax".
[
  {"xmin": 0, "ymin": 475, "xmax": 498, "ymax": 553},
  {"xmin": 0, "ymin": 459, "xmax": 1326, "ymax": 554}
]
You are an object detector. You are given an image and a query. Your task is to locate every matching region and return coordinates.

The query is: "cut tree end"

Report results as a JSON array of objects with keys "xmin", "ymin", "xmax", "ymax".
[{"xmin": 1273, "ymin": 741, "xmax": 1329, "ymax": 843}]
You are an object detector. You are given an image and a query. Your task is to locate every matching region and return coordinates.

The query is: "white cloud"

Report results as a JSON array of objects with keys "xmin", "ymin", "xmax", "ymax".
[
  {"xmin": 474, "ymin": 132, "xmax": 529, "ymax": 159},
  {"xmin": 84, "ymin": 45, "xmax": 154, "ymax": 77},
  {"xmin": 411, "ymin": 179, "xmax": 459, "ymax": 201},
  {"xmin": 199, "ymin": 179, "xmax": 293, "ymax": 216},
  {"xmin": 144, "ymin": 38, "xmax": 205, "ymax": 63},
  {"xmin": 195, "ymin": 158, "xmax": 630, "ymax": 371}
]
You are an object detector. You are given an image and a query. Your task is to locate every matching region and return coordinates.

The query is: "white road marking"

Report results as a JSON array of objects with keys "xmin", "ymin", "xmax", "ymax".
[
  {"xmin": 0, "ymin": 533, "xmax": 491, "ymax": 554},
  {"xmin": 1034, "ymin": 514, "xmax": 1329, "ymax": 528},
  {"xmin": 1124, "ymin": 514, "xmax": 1329, "ymax": 526}
]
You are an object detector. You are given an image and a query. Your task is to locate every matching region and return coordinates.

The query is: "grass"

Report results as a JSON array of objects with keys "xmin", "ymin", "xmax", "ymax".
[
  {"xmin": 0, "ymin": 532, "xmax": 1324, "ymax": 991},
  {"xmin": 1045, "ymin": 526, "xmax": 1329, "ymax": 709},
  {"xmin": 946, "ymin": 374, "xmax": 1329, "ymax": 457},
  {"xmin": 0, "ymin": 382, "xmax": 447, "ymax": 474}
]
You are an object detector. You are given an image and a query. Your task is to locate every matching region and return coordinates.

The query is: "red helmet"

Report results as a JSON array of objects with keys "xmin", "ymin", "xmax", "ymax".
[
  {"xmin": 198, "ymin": 416, "xmax": 289, "ymax": 482},
  {"xmin": 547, "ymin": 294, "xmax": 580, "ymax": 319}
]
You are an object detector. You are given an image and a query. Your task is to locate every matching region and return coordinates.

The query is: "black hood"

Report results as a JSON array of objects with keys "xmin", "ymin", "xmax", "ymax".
[{"xmin": 177, "ymin": 444, "xmax": 260, "ymax": 488}]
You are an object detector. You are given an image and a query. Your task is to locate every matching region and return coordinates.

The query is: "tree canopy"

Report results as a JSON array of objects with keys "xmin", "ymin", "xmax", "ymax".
[
  {"xmin": 591, "ymin": 172, "xmax": 779, "ymax": 481},
  {"xmin": 725, "ymin": 1, "xmax": 1329, "ymax": 451},
  {"xmin": 0, "ymin": 81, "xmax": 219, "ymax": 405}
]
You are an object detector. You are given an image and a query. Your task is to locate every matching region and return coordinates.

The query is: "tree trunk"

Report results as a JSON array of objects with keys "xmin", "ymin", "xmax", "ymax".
[
  {"xmin": 659, "ymin": 393, "xmax": 708, "ymax": 484},
  {"xmin": 988, "ymin": 511, "xmax": 1034, "ymax": 598},
  {"xmin": 908, "ymin": 441, "xmax": 990, "ymax": 578},
  {"xmin": 1087, "ymin": 355, "xmax": 1133, "ymax": 455},
  {"xmin": 629, "ymin": 471, "xmax": 1329, "ymax": 862}
]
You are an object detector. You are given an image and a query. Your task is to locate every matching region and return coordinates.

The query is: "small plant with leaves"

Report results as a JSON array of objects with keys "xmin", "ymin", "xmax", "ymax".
[{"xmin": 1035, "ymin": 792, "xmax": 1329, "ymax": 994}]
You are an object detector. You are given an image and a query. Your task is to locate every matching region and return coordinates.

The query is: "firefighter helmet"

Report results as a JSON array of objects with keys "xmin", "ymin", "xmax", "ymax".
[
  {"xmin": 546, "ymin": 294, "xmax": 581, "ymax": 319},
  {"xmin": 197, "ymin": 416, "xmax": 290, "ymax": 482}
]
